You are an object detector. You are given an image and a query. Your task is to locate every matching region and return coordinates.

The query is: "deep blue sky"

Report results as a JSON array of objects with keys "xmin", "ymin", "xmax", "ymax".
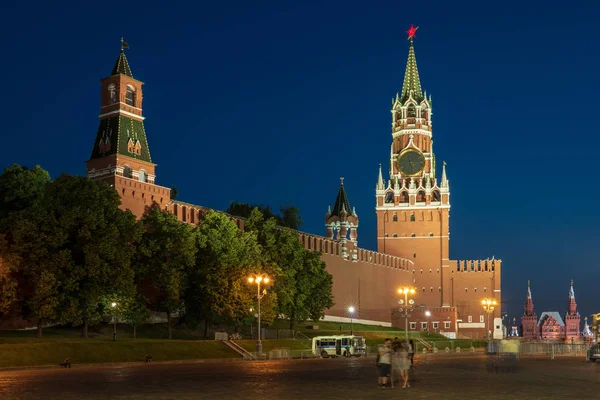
[{"xmin": 1, "ymin": 0, "xmax": 599, "ymax": 324}]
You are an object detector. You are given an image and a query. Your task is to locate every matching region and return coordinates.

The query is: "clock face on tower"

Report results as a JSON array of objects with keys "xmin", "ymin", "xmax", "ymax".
[{"xmin": 398, "ymin": 149, "xmax": 425, "ymax": 176}]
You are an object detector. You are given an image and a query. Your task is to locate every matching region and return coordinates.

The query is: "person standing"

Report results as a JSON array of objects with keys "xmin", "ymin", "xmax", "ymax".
[
  {"xmin": 397, "ymin": 342, "xmax": 411, "ymax": 388},
  {"xmin": 408, "ymin": 339, "xmax": 415, "ymax": 367},
  {"xmin": 377, "ymin": 339, "xmax": 392, "ymax": 388}
]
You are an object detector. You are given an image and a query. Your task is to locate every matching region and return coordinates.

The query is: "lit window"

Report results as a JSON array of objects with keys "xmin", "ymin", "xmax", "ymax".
[
  {"xmin": 108, "ymin": 83, "xmax": 117, "ymax": 103},
  {"xmin": 126, "ymin": 85, "xmax": 135, "ymax": 106}
]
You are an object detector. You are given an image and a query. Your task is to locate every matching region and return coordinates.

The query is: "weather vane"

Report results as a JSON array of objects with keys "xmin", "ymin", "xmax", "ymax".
[
  {"xmin": 121, "ymin": 37, "xmax": 130, "ymax": 51},
  {"xmin": 407, "ymin": 24, "xmax": 419, "ymax": 40}
]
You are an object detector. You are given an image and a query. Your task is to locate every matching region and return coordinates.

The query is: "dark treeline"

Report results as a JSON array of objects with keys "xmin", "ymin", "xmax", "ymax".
[{"xmin": 0, "ymin": 165, "xmax": 334, "ymax": 338}]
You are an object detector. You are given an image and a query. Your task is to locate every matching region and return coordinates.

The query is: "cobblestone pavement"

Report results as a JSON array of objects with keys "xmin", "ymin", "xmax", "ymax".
[{"xmin": 0, "ymin": 354, "xmax": 598, "ymax": 400}]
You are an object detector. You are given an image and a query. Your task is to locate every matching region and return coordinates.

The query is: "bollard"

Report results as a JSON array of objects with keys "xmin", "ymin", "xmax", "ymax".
[
  {"xmin": 445, "ymin": 347, "xmax": 450, "ymax": 353},
  {"xmin": 470, "ymin": 346, "xmax": 475, "ymax": 353},
  {"xmin": 456, "ymin": 347, "xmax": 461, "ymax": 353},
  {"xmin": 433, "ymin": 347, "xmax": 438, "ymax": 353}
]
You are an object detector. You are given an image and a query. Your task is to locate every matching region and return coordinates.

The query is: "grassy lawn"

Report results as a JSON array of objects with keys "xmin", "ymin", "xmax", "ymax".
[
  {"xmin": 0, "ymin": 320, "xmax": 487, "ymax": 367},
  {"xmin": 0, "ymin": 339, "xmax": 238, "ymax": 368}
]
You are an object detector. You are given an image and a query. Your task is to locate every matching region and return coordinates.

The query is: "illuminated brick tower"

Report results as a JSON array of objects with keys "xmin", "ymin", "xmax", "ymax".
[
  {"xmin": 325, "ymin": 178, "xmax": 359, "ymax": 261},
  {"xmin": 564, "ymin": 280, "xmax": 580, "ymax": 341},
  {"xmin": 375, "ymin": 26, "xmax": 501, "ymax": 337},
  {"xmin": 521, "ymin": 280, "xmax": 538, "ymax": 340},
  {"xmin": 86, "ymin": 40, "xmax": 171, "ymax": 217}
]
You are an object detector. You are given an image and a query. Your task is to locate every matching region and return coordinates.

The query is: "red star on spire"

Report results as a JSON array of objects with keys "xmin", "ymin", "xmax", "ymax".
[{"xmin": 407, "ymin": 24, "xmax": 419, "ymax": 40}]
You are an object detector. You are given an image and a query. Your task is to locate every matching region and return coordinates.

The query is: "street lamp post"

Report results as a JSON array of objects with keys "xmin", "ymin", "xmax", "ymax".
[
  {"xmin": 348, "ymin": 306, "xmax": 355, "ymax": 335},
  {"xmin": 481, "ymin": 299, "xmax": 497, "ymax": 340},
  {"xmin": 398, "ymin": 287, "xmax": 416, "ymax": 341},
  {"xmin": 425, "ymin": 311, "xmax": 431, "ymax": 334},
  {"xmin": 248, "ymin": 274, "xmax": 270, "ymax": 356},
  {"xmin": 111, "ymin": 302, "xmax": 117, "ymax": 341}
]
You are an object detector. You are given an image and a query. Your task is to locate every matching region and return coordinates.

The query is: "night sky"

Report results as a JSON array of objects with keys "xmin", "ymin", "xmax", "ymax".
[{"xmin": 1, "ymin": 0, "xmax": 599, "ymax": 324}]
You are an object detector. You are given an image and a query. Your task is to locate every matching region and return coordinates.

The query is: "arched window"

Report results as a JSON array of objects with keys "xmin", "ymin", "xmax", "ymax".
[
  {"xmin": 400, "ymin": 191, "xmax": 409, "ymax": 203},
  {"xmin": 108, "ymin": 83, "xmax": 117, "ymax": 104},
  {"xmin": 422, "ymin": 287, "xmax": 425, "ymax": 292},
  {"xmin": 126, "ymin": 85, "xmax": 135, "ymax": 106},
  {"xmin": 431, "ymin": 190, "xmax": 441, "ymax": 202},
  {"xmin": 392, "ymin": 233, "xmax": 398, "ymax": 237},
  {"xmin": 123, "ymin": 166, "xmax": 133, "ymax": 178},
  {"xmin": 438, "ymin": 287, "xmax": 441, "ymax": 292},
  {"xmin": 429, "ymin": 233, "xmax": 434, "ymax": 237},
  {"xmin": 421, "ymin": 107, "xmax": 428, "ymax": 120},
  {"xmin": 392, "ymin": 214, "xmax": 398, "ymax": 222},
  {"xmin": 430, "ymin": 287, "xmax": 433, "ymax": 292},
  {"xmin": 385, "ymin": 191, "xmax": 394, "ymax": 203},
  {"xmin": 410, "ymin": 213, "xmax": 415, "ymax": 222},
  {"xmin": 407, "ymin": 104, "xmax": 416, "ymax": 118},
  {"xmin": 410, "ymin": 233, "xmax": 416, "ymax": 237},
  {"xmin": 139, "ymin": 170, "xmax": 148, "ymax": 183},
  {"xmin": 417, "ymin": 190, "xmax": 426, "ymax": 203}
]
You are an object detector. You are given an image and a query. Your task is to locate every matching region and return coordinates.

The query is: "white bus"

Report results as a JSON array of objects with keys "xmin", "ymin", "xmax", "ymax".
[{"xmin": 312, "ymin": 335, "xmax": 366, "ymax": 358}]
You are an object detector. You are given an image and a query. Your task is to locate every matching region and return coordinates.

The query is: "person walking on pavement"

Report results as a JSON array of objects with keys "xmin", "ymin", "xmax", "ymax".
[{"xmin": 377, "ymin": 339, "xmax": 392, "ymax": 388}]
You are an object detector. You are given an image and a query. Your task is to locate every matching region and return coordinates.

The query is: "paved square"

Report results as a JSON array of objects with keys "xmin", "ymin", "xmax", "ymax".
[{"xmin": 0, "ymin": 353, "xmax": 598, "ymax": 399}]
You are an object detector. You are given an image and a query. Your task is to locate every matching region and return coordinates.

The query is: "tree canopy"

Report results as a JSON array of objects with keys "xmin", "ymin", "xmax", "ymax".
[{"xmin": 0, "ymin": 165, "xmax": 335, "ymax": 338}]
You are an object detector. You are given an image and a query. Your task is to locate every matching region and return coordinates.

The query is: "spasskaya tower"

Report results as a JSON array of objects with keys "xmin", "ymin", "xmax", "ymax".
[{"xmin": 375, "ymin": 26, "xmax": 501, "ymax": 336}]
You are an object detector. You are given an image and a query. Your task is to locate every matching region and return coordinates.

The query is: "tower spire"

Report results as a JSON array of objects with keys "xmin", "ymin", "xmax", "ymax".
[
  {"xmin": 401, "ymin": 25, "xmax": 423, "ymax": 104},
  {"xmin": 377, "ymin": 164, "xmax": 384, "ymax": 190},
  {"xmin": 112, "ymin": 38, "xmax": 133, "ymax": 77},
  {"xmin": 441, "ymin": 161, "xmax": 448, "ymax": 188},
  {"xmin": 569, "ymin": 279, "xmax": 575, "ymax": 299}
]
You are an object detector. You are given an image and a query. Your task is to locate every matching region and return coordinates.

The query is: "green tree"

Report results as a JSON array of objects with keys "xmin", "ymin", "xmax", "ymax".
[
  {"xmin": 0, "ymin": 234, "xmax": 18, "ymax": 316},
  {"xmin": 243, "ymin": 208, "xmax": 333, "ymax": 329},
  {"xmin": 186, "ymin": 210, "xmax": 263, "ymax": 337},
  {"xmin": 0, "ymin": 164, "xmax": 50, "ymax": 221},
  {"xmin": 122, "ymin": 292, "xmax": 151, "ymax": 339},
  {"xmin": 13, "ymin": 175, "xmax": 142, "ymax": 338},
  {"xmin": 136, "ymin": 207, "xmax": 196, "ymax": 339},
  {"xmin": 226, "ymin": 201, "xmax": 302, "ymax": 229}
]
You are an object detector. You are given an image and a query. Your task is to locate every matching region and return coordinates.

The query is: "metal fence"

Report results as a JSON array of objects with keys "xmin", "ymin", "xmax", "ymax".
[
  {"xmin": 249, "ymin": 328, "xmax": 295, "ymax": 340},
  {"xmin": 487, "ymin": 341, "xmax": 590, "ymax": 359}
]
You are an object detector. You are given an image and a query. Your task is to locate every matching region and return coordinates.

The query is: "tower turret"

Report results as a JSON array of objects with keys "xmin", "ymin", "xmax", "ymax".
[
  {"xmin": 86, "ymin": 40, "xmax": 170, "ymax": 218},
  {"xmin": 521, "ymin": 280, "xmax": 538, "ymax": 340},
  {"xmin": 325, "ymin": 178, "xmax": 359, "ymax": 261},
  {"xmin": 564, "ymin": 279, "xmax": 581, "ymax": 341}
]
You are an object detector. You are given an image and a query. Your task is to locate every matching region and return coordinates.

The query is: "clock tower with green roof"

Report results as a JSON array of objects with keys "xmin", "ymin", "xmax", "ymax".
[{"xmin": 86, "ymin": 41, "xmax": 171, "ymax": 217}]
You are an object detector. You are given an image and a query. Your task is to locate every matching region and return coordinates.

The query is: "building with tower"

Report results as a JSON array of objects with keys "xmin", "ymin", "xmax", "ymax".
[
  {"xmin": 521, "ymin": 280, "xmax": 582, "ymax": 342},
  {"xmin": 374, "ymin": 25, "xmax": 501, "ymax": 337},
  {"xmin": 82, "ymin": 29, "xmax": 501, "ymax": 338},
  {"xmin": 521, "ymin": 281, "xmax": 538, "ymax": 340},
  {"xmin": 86, "ymin": 40, "xmax": 171, "ymax": 217}
]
